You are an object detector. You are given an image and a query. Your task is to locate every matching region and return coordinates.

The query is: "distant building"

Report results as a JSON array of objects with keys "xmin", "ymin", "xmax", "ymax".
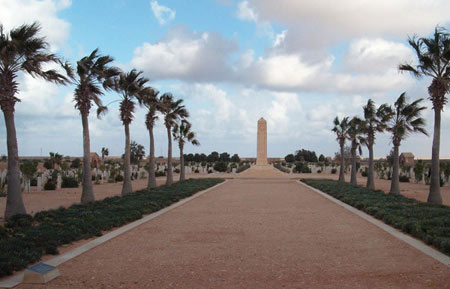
[{"xmin": 400, "ymin": 152, "xmax": 415, "ymax": 167}]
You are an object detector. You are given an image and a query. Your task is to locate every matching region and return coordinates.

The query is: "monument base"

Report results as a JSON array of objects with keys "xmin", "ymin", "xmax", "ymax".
[{"xmin": 238, "ymin": 164, "xmax": 288, "ymax": 177}]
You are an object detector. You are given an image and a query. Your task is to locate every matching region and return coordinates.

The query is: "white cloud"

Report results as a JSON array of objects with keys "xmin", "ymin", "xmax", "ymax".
[
  {"xmin": 273, "ymin": 30, "xmax": 287, "ymax": 47},
  {"xmin": 131, "ymin": 26, "xmax": 236, "ymax": 81},
  {"xmin": 150, "ymin": 1, "xmax": 176, "ymax": 25},
  {"xmin": 0, "ymin": 0, "xmax": 71, "ymax": 50},
  {"xmin": 334, "ymin": 70, "xmax": 413, "ymax": 94},
  {"xmin": 236, "ymin": 1, "xmax": 274, "ymax": 39},
  {"xmin": 244, "ymin": 53, "xmax": 334, "ymax": 90},
  {"xmin": 236, "ymin": 1, "xmax": 258, "ymax": 22},
  {"xmin": 343, "ymin": 38, "xmax": 415, "ymax": 73},
  {"xmin": 246, "ymin": 0, "xmax": 450, "ymax": 48}
]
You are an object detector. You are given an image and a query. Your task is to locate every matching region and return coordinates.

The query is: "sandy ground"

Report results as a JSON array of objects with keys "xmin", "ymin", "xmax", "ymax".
[{"xmin": 14, "ymin": 178, "xmax": 450, "ymax": 289}]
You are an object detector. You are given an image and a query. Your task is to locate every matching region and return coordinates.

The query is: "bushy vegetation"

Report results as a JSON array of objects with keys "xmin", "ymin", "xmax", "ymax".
[
  {"xmin": 273, "ymin": 162, "xmax": 290, "ymax": 173},
  {"xmin": 295, "ymin": 149, "xmax": 318, "ymax": 163},
  {"xmin": 61, "ymin": 176, "xmax": 79, "ymax": 188},
  {"xmin": 236, "ymin": 163, "xmax": 251, "ymax": 173},
  {"xmin": 294, "ymin": 162, "xmax": 311, "ymax": 173},
  {"xmin": 44, "ymin": 180, "xmax": 56, "ymax": 191},
  {"xmin": 155, "ymin": 171, "xmax": 166, "ymax": 177},
  {"xmin": 0, "ymin": 178, "xmax": 223, "ymax": 277},
  {"xmin": 301, "ymin": 179, "xmax": 450, "ymax": 256},
  {"xmin": 213, "ymin": 161, "xmax": 228, "ymax": 172},
  {"xmin": 70, "ymin": 158, "xmax": 81, "ymax": 169},
  {"xmin": 399, "ymin": 175, "xmax": 410, "ymax": 183}
]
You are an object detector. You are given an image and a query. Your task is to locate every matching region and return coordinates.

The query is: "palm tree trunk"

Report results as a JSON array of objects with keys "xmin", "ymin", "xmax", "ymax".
[
  {"xmin": 122, "ymin": 123, "xmax": 133, "ymax": 195},
  {"xmin": 3, "ymin": 108, "xmax": 26, "ymax": 219},
  {"xmin": 427, "ymin": 108, "xmax": 443, "ymax": 204},
  {"xmin": 166, "ymin": 125, "xmax": 173, "ymax": 185},
  {"xmin": 80, "ymin": 111, "xmax": 94, "ymax": 203},
  {"xmin": 179, "ymin": 143, "xmax": 185, "ymax": 181},
  {"xmin": 147, "ymin": 127, "xmax": 157, "ymax": 189},
  {"xmin": 390, "ymin": 144, "xmax": 400, "ymax": 194},
  {"xmin": 350, "ymin": 143, "xmax": 357, "ymax": 185},
  {"xmin": 366, "ymin": 140, "xmax": 375, "ymax": 190},
  {"xmin": 338, "ymin": 140, "xmax": 345, "ymax": 182}
]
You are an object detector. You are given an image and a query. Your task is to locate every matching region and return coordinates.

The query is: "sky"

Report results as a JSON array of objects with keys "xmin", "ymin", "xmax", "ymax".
[{"xmin": 0, "ymin": 0, "xmax": 449, "ymax": 159}]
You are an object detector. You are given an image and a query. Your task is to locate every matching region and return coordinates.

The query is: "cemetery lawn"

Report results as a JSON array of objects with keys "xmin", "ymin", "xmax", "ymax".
[
  {"xmin": 0, "ymin": 178, "xmax": 224, "ymax": 278},
  {"xmin": 301, "ymin": 179, "xmax": 450, "ymax": 256}
]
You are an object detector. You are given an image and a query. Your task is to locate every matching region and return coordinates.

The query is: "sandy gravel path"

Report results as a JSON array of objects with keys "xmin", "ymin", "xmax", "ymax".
[{"xmin": 16, "ymin": 178, "xmax": 450, "ymax": 289}]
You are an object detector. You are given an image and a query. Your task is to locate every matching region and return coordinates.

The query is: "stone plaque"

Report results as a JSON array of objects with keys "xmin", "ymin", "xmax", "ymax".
[{"xmin": 23, "ymin": 263, "xmax": 60, "ymax": 284}]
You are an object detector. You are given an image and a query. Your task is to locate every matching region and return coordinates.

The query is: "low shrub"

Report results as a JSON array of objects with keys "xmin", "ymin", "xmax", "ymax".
[
  {"xmin": 30, "ymin": 178, "xmax": 37, "ymax": 186},
  {"xmin": 174, "ymin": 168, "xmax": 180, "ymax": 174},
  {"xmin": 236, "ymin": 164, "xmax": 251, "ymax": 173},
  {"xmin": 301, "ymin": 179, "xmax": 450, "ymax": 257},
  {"xmin": 0, "ymin": 178, "xmax": 224, "ymax": 277},
  {"xmin": 155, "ymin": 171, "xmax": 166, "ymax": 177},
  {"xmin": 294, "ymin": 162, "xmax": 311, "ymax": 173},
  {"xmin": 115, "ymin": 175, "xmax": 124, "ymax": 182},
  {"xmin": 399, "ymin": 175, "xmax": 410, "ymax": 183},
  {"xmin": 194, "ymin": 169, "xmax": 200, "ymax": 174},
  {"xmin": 213, "ymin": 161, "xmax": 228, "ymax": 172},
  {"xmin": 61, "ymin": 176, "xmax": 78, "ymax": 188},
  {"xmin": 317, "ymin": 170, "xmax": 322, "ymax": 174},
  {"xmin": 273, "ymin": 163, "xmax": 290, "ymax": 173},
  {"xmin": 331, "ymin": 168, "xmax": 337, "ymax": 174},
  {"xmin": 361, "ymin": 168, "xmax": 368, "ymax": 177},
  {"xmin": 44, "ymin": 180, "xmax": 56, "ymax": 191}
]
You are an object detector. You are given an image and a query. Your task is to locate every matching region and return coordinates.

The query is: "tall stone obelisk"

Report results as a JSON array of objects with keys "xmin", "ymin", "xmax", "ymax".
[{"xmin": 256, "ymin": 117, "xmax": 268, "ymax": 166}]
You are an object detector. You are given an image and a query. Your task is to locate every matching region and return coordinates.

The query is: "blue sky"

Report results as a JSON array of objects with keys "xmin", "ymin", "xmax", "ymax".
[{"xmin": 0, "ymin": 0, "xmax": 449, "ymax": 159}]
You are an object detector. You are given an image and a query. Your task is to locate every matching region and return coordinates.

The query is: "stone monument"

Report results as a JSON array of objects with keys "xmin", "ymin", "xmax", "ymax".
[{"xmin": 256, "ymin": 117, "xmax": 268, "ymax": 166}]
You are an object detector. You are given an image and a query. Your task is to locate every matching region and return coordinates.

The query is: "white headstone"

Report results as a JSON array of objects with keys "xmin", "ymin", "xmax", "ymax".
[
  {"xmin": 56, "ymin": 175, "xmax": 62, "ymax": 189},
  {"xmin": 37, "ymin": 176, "xmax": 42, "ymax": 191}
]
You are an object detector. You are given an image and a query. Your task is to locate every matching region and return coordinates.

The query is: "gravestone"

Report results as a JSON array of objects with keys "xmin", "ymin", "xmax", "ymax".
[
  {"xmin": 56, "ymin": 175, "xmax": 62, "ymax": 189},
  {"xmin": 36, "ymin": 176, "xmax": 42, "ymax": 191}
]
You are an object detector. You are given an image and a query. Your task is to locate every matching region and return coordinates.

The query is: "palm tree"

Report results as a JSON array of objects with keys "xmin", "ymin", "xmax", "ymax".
[
  {"xmin": 49, "ymin": 152, "xmax": 63, "ymax": 170},
  {"xmin": 347, "ymin": 117, "xmax": 364, "ymax": 186},
  {"xmin": 159, "ymin": 93, "xmax": 189, "ymax": 185},
  {"xmin": 114, "ymin": 69, "xmax": 151, "ymax": 195},
  {"xmin": 360, "ymin": 100, "xmax": 393, "ymax": 190},
  {"xmin": 387, "ymin": 93, "xmax": 427, "ymax": 194},
  {"xmin": 139, "ymin": 89, "xmax": 160, "ymax": 189},
  {"xmin": 101, "ymin": 147, "xmax": 109, "ymax": 162},
  {"xmin": 399, "ymin": 26, "xmax": 450, "ymax": 204},
  {"xmin": 173, "ymin": 120, "xmax": 200, "ymax": 181},
  {"xmin": 0, "ymin": 23, "xmax": 70, "ymax": 218},
  {"xmin": 332, "ymin": 116, "xmax": 350, "ymax": 182},
  {"xmin": 73, "ymin": 49, "xmax": 119, "ymax": 203}
]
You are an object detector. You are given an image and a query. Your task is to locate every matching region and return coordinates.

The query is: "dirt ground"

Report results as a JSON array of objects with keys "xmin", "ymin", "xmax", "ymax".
[{"xmin": 14, "ymin": 178, "xmax": 450, "ymax": 289}]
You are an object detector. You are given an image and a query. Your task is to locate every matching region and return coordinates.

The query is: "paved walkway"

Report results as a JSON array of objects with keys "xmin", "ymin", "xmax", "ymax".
[{"xmin": 17, "ymin": 179, "xmax": 450, "ymax": 289}]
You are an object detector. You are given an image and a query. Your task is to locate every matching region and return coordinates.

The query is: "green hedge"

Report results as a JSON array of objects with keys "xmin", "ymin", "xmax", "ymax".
[
  {"xmin": 0, "ymin": 178, "xmax": 224, "ymax": 277},
  {"xmin": 301, "ymin": 179, "xmax": 450, "ymax": 256},
  {"xmin": 273, "ymin": 163, "xmax": 290, "ymax": 173},
  {"xmin": 236, "ymin": 164, "xmax": 250, "ymax": 173}
]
